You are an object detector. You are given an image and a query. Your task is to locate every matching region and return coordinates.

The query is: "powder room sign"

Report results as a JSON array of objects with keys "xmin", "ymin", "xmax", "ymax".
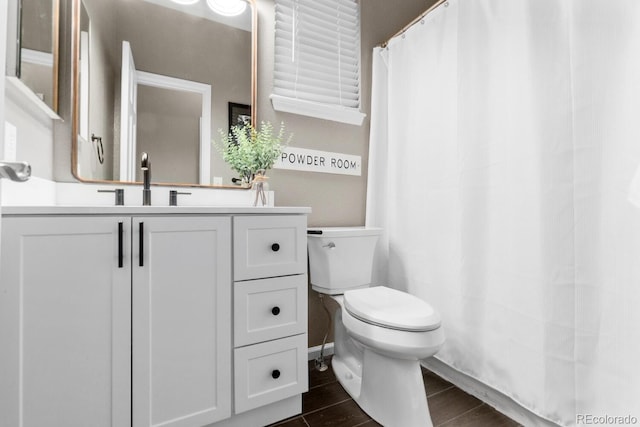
[{"xmin": 274, "ymin": 147, "xmax": 362, "ymax": 176}]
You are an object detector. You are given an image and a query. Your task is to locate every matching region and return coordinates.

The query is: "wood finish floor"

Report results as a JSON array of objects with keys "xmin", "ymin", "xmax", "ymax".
[{"xmin": 269, "ymin": 357, "xmax": 521, "ymax": 427}]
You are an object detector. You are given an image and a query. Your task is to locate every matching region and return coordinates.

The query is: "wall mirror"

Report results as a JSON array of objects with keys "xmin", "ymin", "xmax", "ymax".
[
  {"xmin": 11, "ymin": 0, "xmax": 60, "ymax": 113},
  {"xmin": 71, "ymin": 0, "xmax": 256, "ymax": 187}
]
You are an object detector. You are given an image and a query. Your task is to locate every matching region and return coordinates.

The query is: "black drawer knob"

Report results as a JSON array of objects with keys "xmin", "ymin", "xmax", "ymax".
[
  {"xmin": 271, "ymin": 369, "xmax": 281, "ymax": 379},
  {"xmin": 271, "ymin": 306, "xmax": 281, "ymax": 316},
  {"xmin": 271, "ymin": 243, "xmax": 280, "ymax": 252}
]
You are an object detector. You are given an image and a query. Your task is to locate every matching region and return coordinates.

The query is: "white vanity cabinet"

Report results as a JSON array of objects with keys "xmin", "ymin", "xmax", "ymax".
[
  {"xmin": 0, "ymin": 214, "xmax": 232, "ymax": 427},
  {"xmin": 0, "ymin": 208, "xmax": 309, "ymax": 427}
]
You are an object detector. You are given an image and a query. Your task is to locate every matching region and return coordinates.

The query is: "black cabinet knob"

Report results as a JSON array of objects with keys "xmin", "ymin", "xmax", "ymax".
[
  {"xmin": 271, "ymin": 306, "xmax": 281, "ymax": 316},
  {"xmin": 271, "ymin": 369, "xmax": 281, "ymax": 379},
  {"xmin": 271, "ymin": 243, "xmax": 280, "ymax": 252}
]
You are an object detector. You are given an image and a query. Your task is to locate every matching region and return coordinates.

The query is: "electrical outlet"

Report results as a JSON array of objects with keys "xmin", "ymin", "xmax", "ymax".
[{"xmin": 4, "ymin": 121, "xmax": 17, "ymax": 161}]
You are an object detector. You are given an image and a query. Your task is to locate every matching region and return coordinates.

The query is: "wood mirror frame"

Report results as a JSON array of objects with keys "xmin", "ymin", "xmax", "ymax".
[{"xmin": 69, "ymin": 0, "xmax": 257, "ymax": 189}]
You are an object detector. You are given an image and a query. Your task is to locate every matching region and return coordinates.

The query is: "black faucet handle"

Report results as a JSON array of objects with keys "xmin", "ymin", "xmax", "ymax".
[
  {"xmin": 98, "ymin": 188, "xmax": 125, "ymax": 206},
  {"xmin": 169, "ymin": 190, "xmax": 192, "ymax": 206}
]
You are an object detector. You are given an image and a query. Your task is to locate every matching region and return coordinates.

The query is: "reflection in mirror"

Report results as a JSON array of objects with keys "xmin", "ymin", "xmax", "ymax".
[
  {"xmin": 138, "ymin": 86, "xmax": 201, "ymax": 183},
  {"xmin": 18, "ymin": 0, "xmax": 60, "ymax": 112},
  {"xmin": 72, "ymin": 0, "xmax": 255, "ymax": 187},
  {"xmin": 134, "ymin": 71, "xmax": 211, "ymax": 183}
]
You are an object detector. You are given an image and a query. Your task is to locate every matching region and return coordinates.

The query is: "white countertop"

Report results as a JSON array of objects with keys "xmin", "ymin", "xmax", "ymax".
[
  {"xmin": 1, "ymin": 206, "xmax": 311, "ymax": 216},
  {"xmin": 1, "ymin": 178, "xmax": 311, "ymax": 215}
]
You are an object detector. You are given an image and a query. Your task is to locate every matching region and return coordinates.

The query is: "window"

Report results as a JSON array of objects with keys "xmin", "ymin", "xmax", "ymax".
[{"xmin": 271, "ymin": 0, "xmax": 365, "ymax": 125}]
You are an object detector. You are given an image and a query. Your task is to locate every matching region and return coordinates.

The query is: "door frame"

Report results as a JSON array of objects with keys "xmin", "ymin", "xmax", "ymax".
[
  {"xmin": 136, "ymin": 71, "xmax": 212, "ymax": 185},
  {"xmin": 119, "ymin": 41, "xmax": 138, "ymax": 182}
]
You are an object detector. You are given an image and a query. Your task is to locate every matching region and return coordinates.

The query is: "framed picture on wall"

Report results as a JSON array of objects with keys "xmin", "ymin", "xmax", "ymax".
[{"xmin": 228, "ymin": 102, "xmax": 252, "ymax": 135}]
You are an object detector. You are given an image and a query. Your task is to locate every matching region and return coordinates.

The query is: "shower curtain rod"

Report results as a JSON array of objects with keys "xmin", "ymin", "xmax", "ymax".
[{"xmin": 379, "ymin": 0, "xmax": 449, "ymax": 48}]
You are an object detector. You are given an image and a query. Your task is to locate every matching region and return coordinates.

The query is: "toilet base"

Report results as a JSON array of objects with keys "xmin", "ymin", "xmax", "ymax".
[{"xmin": 332, "ymin": 309, "xmax": 434, "ymax": 427}]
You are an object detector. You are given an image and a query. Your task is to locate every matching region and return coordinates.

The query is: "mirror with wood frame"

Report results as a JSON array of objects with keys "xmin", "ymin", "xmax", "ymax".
[{"xmin": 71, "ymin": 0, "xmax": 256, "ymax": 188}]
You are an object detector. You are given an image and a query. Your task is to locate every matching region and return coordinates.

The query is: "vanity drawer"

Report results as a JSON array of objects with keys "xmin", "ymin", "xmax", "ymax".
[
  {"xmin": 234, "ymin": 275, "xmax": 307, "ymax": 347},
  {"xmin": 234, "ymin": 334, "xmax": 308, "ymax": 414},
  {"xmin": 233, "ymin": 215, "xmax": 307, "ymax": 281}
]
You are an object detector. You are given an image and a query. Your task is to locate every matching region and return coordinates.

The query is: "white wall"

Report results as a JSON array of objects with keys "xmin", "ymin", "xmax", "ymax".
[
  {"xmin": 4, "ymin": 92, "xmax": 55, "ymax": 179},
  {"xmin": 2, "ymin": 0, "xmax": 55, "ymax": 181},
  {"xmin": 1, "ymin": 0, "xmax": 9, "ymax": 260},
  {"xmin": 1, "ymin": 0, "xmax": 7, "ymax": 143}
]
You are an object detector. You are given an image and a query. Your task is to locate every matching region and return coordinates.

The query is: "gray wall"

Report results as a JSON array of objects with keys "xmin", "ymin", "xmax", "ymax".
[
  {"xmin": 18, "ymin": 62, "xmax": 53, "ymax": 106},
  {"xmin": 55, "ymin": 0, "xmax": 431, "ymax": 195},
  {"xmin": 253, "ymin": 0, "xmax": 436, "ymax": 346},
  {"xmin": 19, "ymin": 0, "xmax": 56, "ymax": 112},
  {"xmin": 256, "ymin": 0, "xmax": 431, "ymax": 228},
  {"xmin": 46, "ymin": 0, "xmax": 438, "ymax": 347},
  {"xmin": 136, "ymin": 86, "xmax": 200, "ymax": 184},
  {"xmin": 21, "ymin": 0, "xmax": 53, "ymax": 53}
]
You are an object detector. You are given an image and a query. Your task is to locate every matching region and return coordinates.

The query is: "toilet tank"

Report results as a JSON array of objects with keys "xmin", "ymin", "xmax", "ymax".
[{"xmin": 307, "ymin": 227, "xmax": 382, "ymax": 295}]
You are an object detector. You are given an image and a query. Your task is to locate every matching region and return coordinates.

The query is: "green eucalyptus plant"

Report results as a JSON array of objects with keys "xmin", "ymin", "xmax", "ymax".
[{"xmin": 216, "ymin": 121, "xmax": 292, "ymax": 185}]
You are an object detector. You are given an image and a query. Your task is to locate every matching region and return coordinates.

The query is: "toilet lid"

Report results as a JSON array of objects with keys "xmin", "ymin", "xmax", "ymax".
[{"xmin": 343, "ymin": 287, "xmax": 441, "ymax": 332}]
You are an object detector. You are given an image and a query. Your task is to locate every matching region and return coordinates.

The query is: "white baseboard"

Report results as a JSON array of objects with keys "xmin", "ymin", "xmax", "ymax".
[
  {"xmin": 308, "ymin": 342, "xmax": 334, "ymax": 361},
  {"xmin": 422, "ymin": 357, "xmax": 562, "ymax": 427}
]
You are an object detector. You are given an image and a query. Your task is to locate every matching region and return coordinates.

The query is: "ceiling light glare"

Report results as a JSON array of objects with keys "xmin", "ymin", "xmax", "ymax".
[
  {"xmin": 206, "ymin": 0, "xmax": 247, "ymax": 17},
  {"xmin": 171, "ymin": 0, "xmax": 199, "ymax": 5}
]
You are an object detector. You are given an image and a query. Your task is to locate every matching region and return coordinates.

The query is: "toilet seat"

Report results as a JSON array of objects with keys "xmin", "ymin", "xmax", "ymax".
[
  {"xmin": 343, "ymin": 286, "xmax": 441, "ymax": 332},
  {"xmin": 340, "ymin": 303, "xmax": 445, "ymax": 360}
]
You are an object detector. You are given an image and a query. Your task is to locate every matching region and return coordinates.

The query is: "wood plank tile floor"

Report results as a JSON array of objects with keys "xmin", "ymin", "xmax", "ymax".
[{"xmin": 268, "ymin": 357, "xmax": 522, "ymax": 427}]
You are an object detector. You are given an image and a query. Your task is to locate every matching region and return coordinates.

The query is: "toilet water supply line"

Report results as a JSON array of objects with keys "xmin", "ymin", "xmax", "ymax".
[{"xmin": 316, "ymin": 293, "xmax": 333, "ymax": 372}]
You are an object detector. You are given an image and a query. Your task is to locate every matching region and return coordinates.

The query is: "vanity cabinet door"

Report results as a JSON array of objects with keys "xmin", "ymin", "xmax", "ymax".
[
  {"xmin": 0, "ymin": 216, "xmax": 132, "ymax": 427},
  {"xmin": 131, "ymin": 216, "xmax": 232, "ymax": 427}
]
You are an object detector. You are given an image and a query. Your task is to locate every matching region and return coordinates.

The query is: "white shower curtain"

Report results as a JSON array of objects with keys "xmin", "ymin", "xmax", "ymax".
[{"xmin": 366, "ymin": 1, "xmax": 640, "ymax": 425}]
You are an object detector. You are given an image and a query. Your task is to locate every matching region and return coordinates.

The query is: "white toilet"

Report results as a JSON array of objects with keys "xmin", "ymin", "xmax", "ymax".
[{"xmin": 308, "ymin": 227, "xmax": 445, "ymax": 427}]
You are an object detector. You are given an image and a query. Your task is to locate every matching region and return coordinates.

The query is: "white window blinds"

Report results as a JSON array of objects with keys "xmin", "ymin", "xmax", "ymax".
[{"xmin": 271, "ymin": 0, "xmax": 365, "ymax": 125}]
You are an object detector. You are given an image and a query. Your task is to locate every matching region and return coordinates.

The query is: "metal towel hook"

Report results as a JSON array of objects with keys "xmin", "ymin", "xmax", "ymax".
[{"xmin": 91, "ymin": 134, "xmax": 105, "ymax": 164}]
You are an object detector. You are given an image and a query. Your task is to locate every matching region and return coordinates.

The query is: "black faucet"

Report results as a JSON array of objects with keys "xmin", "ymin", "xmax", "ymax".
[{"xmin": 141, "ymin": 152, "xmax": 151, "ymax": 206}]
